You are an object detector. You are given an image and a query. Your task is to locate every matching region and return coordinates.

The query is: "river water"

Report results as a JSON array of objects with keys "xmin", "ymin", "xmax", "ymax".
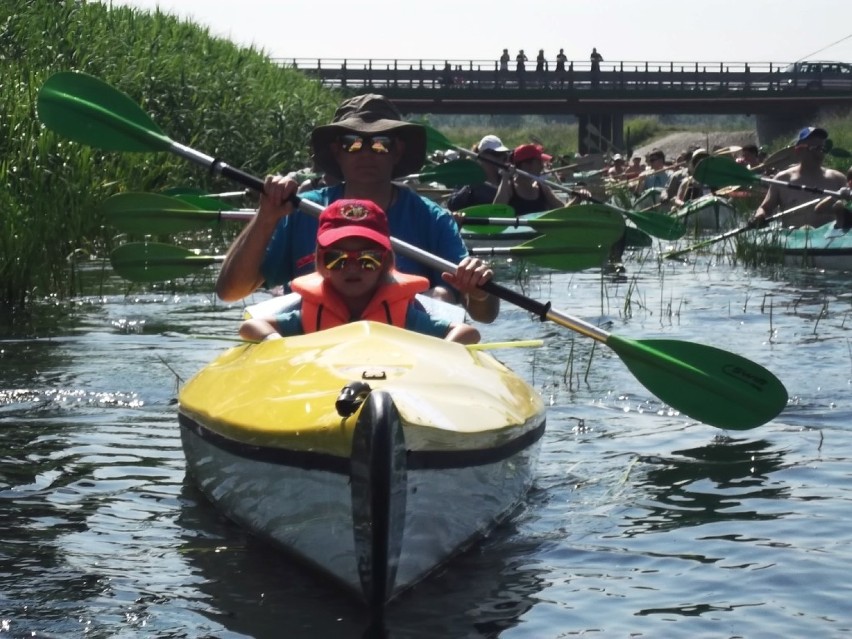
[{"xmin": 2, "ymin": 247, "xmax": 852, "ymax": 638}]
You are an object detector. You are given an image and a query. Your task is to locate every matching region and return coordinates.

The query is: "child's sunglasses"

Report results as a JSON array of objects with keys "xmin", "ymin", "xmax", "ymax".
[
  {"xmin": 338, "ymin": 134, "xmax": 394, "ymax": 154},
  {"xmin": 321, "ymin": 248, "xmax": 387, "ymax": 271}
]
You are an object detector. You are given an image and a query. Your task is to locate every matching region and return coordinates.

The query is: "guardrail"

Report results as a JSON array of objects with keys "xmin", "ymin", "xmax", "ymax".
[{"xmin": 273, "ymin": 58, "xmax": 851, "ymax": 93}]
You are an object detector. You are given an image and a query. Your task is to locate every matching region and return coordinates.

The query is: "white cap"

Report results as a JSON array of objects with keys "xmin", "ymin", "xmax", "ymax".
[
  {"xmin": 612, "ymin": 153, "xmax": 624, "ymax": 162},
  {"xmin": 478, "ymin": 134, "xmax": 509, "ymax": 153}
]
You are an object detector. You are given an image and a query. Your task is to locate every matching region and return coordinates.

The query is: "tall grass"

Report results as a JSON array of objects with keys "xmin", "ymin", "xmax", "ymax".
[{"xmin": 1, "ymin": 0, "xmax": 337, "ymax": 318}]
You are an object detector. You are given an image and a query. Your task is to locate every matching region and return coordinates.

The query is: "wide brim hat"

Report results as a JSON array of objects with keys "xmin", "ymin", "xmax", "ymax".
[{"xmin": 311, "ymin": 93, "xmax": 426, "ymax": 180}]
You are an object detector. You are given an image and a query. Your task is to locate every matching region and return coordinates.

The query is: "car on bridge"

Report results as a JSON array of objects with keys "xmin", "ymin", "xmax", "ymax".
[{"xmin": 783, "ymin": 61, "xmax": 852, "ymax": 90}]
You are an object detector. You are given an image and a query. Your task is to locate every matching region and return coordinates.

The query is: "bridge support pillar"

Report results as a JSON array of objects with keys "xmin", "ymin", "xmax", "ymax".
[
  {"xmin": 756, "ymin": 111, "xmax": 818, "ymax": 146},
  {"xmin": 578, "ymin": 113, "xmax": 624, "ymax": 155}
]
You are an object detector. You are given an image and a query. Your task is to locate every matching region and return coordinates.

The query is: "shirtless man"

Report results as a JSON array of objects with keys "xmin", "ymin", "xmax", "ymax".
[
  {"xmin": 814, "ymin": 165, "xmax": 852, "ymax": 228},
  {"xmin": 748, "ymin": 127, "xmax": 849, "ymax": 228}
]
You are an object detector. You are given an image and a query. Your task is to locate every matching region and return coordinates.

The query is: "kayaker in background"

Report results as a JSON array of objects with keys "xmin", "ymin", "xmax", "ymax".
[
  {"xmin": 494, "ymin": 144, "xmax": 565, "ymax": 215},
  {"xmin": 297, "ymin": 153, "xmax": 341, "ymax": 193},
  {"xmin": 665, "ymin": 147, "xmax": 696, "ymax": 201},
  {"xmin": 215, "ymin": 93, "xmax": 499, "ymax": 323},
  {"xmin": 737, "ymin": 144, "xmax": 761, "ymax": 169},
  {"xmin": 633, "ymin": 148, "xmax": 671, "ymax": 193},
  {"xmin": 445, "ymin": 134, "xmax": 510, "ymax": 211},
  {"xmin": 624, "ymin": 156, "xmax": 644, "ymax": 180},
  {"xmin": 239, "ymin": 199, "xmax": 481, "ymax": 345},
  {"xmin": 671, "ymin": 148, "xmax": 712, "ymax": 208},
  {"xmin": 607, "ymin": 154, "xmax": 627, "ymax": 180},
  {"xmin": 748, "ymin": 127, "xmax": 850, "ymax": 229}
]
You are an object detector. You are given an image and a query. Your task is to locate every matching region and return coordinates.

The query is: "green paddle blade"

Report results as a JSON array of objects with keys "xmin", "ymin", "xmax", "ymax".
[
  {"xmin": 463, "ymin": 204, "xmax": 626, "ymax": 245},
  {"xmin": 624, "ymin": 225, "xmax": 653, "ymax": 248},
  {"xmin": 522, "ymin": 205, "xmax": 625, "ymax": 247},
  {"xmin": 471, "ymin": 232, "xmax": 610, "ymax": 271},
  {"xmin": 459, "ymin": 204, "xmax": 516, "ymax": 235},
  {"xmin": 409, "ymin": 159, "xmax": 486, "ymax": 187},
  {"xmin": 422, "ymin": 124, "xmax": 456, "ymax": 154},
  {"xmin": 461, "ymin": 203, "xmax": 516, "ymax": 218},
  {"xmin": 110, "ymin": 242, "xmax": 221, "ymax": 282},
  {"xmin": 694, "ymin": 156, "xmax": 759, "ymax": 189},
  {"xmin": 104, "ymin": 193, "xmax": 221, "ymax": 234},
  {"xmin": 161, "ymin": 186, "xmax": 208, "ymax": 197},
  {"xmin": 172, "ymin": 193, "xmax": 234, "ymax": 211},
  {"xmin": 621, "ymin": 207, "xmax": 685, "ymax": 241},
  {"xmin": 38, "ymin": 71, "xmax": 172, "ymax": 152},
  {"xmin": 606, "ymin": 335, "xmax": 788, "ymax": 430}
]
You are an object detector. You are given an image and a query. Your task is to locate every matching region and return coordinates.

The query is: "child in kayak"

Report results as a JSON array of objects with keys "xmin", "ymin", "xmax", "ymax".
[{"xmin": 239, "ymin": 199, "xmax": 482, "ymax": 344}]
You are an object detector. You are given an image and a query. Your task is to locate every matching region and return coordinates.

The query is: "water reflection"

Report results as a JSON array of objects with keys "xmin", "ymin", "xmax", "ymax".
[
  {"xmin": 177, "ymin": 479, "xmax": 549, "ymax": 639},
  {"xmin": 625, "ymin": 436, "xmax": 789, "ymax": 536}
]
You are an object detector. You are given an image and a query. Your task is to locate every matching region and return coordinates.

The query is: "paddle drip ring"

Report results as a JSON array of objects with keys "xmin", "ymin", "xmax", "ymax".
[{"xmin": 336, "ymin": 381, "xmax": 373, "ymax": 417}]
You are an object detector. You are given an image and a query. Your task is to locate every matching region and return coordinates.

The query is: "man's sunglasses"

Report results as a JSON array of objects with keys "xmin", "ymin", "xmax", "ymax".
[
  {"xmin": 796, "ymin": 139, "xmax": 833, "ymax": 153},
  {"xmin": 338, "ymin": 135, "xmax": 394, "ymax": 154},
  {"xmin": 321, "ymin": 248, "xmax": 387, "ymax": 271}
]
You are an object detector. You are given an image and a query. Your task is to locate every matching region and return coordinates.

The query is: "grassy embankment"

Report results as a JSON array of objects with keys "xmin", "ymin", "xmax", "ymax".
[{"xmin": 1, "ymin": 0, "xmax": 337, "ymax": 318}]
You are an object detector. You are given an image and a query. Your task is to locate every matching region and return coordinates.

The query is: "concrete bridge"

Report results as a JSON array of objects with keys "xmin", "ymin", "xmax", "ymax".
[{"xmin": 279, "ymin": 57, "xmax": 852, "ymax": 152}]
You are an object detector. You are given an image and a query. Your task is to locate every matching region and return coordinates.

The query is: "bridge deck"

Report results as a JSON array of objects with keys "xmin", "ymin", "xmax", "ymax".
[{"xmin": 277, "ymin": 58, "xmax": 852, "ymax": 115}]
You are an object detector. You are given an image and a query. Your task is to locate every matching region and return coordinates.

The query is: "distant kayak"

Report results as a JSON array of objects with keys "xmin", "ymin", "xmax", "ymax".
[
  {"xmin": 673, "ymin": 195, "xmax": 739, "ymax": 232},
  {"xmin": 778, "ymin": 222, "xmax": 852, "ymax": 270}
]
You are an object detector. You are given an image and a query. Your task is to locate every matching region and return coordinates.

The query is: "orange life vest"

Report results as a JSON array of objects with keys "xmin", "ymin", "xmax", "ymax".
[{"xmin": 290, "ymin": 270, "xmax": 430, "ymax": 333}]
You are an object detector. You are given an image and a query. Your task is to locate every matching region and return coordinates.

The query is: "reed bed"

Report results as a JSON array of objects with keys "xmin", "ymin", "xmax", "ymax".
[{"xmin": 1, "ymin": 0, "xmax": 337, "ymax": 318}]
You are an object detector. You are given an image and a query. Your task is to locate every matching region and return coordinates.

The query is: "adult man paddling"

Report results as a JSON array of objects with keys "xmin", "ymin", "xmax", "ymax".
[
  {"xmin": 216, "ymin": 94, "xmax": 499, "ymax": 323},
  {"xmin": 748, "ymin": 127, "xmax": 849, "ymax": 228}
]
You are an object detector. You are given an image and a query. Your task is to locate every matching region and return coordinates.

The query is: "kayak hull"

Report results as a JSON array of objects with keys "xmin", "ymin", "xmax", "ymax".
[
  {"xmin": 178, "ymin": 321, "xmax": 546, "ymax": 606},
  {"xmin": 675, "ymin": 195, "xmax": 739, "ymax": 232},
  {"xmin": 780, "ymin": 223, "xmax": 852, "ymax": 270}
]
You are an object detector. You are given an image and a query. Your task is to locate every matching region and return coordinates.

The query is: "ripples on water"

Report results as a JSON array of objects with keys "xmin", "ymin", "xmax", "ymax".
[{"xmin": 2, "ymin": 256, "xmax": 852, "ymax": 638}]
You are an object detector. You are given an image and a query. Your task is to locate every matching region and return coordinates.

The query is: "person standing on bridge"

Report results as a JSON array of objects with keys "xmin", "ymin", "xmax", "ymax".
[
  {"xmin": 535, "ymin": 49, "xmax": 549, "ymax": 88},
  {"xmin": 516, "ymin": 49, "xmax": 528, "ymax": 87},
  {"xmin": 555, "ymin": 49, "xmax": 568, "ymax": 73},
  {"xmin": 215, "ymin": 93, "xmax": 499, "ymax": 324},
  {"xmin": 748, "ymin": 127, "xmax": 850, "ymax": 229},
  {"xmin": 499, "ymin": 49, "xmax": 510, "ymax": 72},
  {"xmin": 590, "ymin": 47, "xmax": 603, "ymax": 87}
]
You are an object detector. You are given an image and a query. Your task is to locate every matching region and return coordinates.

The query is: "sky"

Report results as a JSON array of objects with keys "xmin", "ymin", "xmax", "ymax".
[{"xmin": 101, "ymin": 0, "xmax": 852, "ymax": 65}]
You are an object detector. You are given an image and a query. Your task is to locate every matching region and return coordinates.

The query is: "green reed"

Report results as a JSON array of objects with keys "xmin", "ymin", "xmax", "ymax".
[{"xmin": 1, "ymin": 0, "xmax": 337, "ymax": 316}]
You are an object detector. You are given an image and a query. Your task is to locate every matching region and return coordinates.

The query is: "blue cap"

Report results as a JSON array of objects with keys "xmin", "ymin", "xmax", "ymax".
[{"xmin": 794, "ymin": 127, "xmax": 828, "ymax": 144}]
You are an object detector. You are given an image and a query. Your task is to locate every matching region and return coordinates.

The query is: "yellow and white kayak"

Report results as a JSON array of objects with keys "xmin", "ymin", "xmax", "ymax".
[{"xmin": 178, "ymin": 321, "xmax": 546, "ymax": 607}]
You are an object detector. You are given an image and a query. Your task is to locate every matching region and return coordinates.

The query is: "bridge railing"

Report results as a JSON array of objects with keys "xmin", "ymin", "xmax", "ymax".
[{"xmin": 273, "ymin": 58, "xmax": 849, "ymax": 93}]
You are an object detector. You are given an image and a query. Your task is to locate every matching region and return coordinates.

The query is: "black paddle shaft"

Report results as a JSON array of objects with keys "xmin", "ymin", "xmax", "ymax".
[{"xmin": 195, "ymin": 151, "xmax": 553, "ymax": 318}]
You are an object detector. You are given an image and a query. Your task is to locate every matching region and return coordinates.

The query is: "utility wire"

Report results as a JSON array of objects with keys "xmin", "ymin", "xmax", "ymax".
[{"xmin": 793, "ymin": 33, "xmax": 852, "ymax": 64}]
